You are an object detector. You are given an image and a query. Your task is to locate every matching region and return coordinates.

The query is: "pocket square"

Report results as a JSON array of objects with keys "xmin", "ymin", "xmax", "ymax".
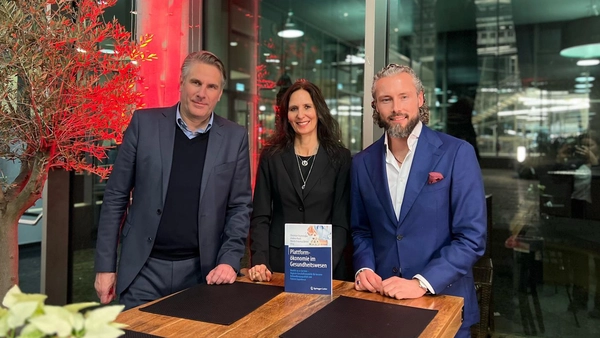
[{"xmin": 428, "ymin": 172, "xmax": 444, "ymax": 184}]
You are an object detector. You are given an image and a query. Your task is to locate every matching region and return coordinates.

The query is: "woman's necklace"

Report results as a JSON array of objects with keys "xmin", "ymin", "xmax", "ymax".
[
  {"xmin": 295, "ymin": 144, "xmax": 318, "ymax": 166},
  {"xmin": 295, "ymin": 145, "xmax": 319, "ymax": 189}
]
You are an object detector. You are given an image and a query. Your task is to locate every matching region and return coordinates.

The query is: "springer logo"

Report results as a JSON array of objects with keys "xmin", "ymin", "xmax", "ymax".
[{"xmin": 310, "ymin": 286, "xmax": 327, "ymax": 291}]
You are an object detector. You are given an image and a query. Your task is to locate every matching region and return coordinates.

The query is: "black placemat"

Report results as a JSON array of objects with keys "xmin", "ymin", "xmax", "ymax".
[
  {"xmin": 280, "ymin": 296, "xmax": 439, "ymax": 338},
  {"xmin": 121, "ymin": 329, "xmax": 163, "ymax": 338},
  {"xmin": 140, "ymin": 282, "xmax": 283, "ymax": 325}
]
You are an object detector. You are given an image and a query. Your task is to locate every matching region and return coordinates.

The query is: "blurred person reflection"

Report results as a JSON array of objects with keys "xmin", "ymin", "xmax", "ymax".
[
  {"xmin": 446, "ymin": 97, "xmax": 480, "ymax": 161},
  {"xmin": 554, "ymin": 131, "xmax": 600, "ymax": 318}
]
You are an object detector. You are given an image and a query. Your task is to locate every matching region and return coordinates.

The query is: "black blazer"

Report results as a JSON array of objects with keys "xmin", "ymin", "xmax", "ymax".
[{"xmin": 250, "ymin": 145, "xmax": 352, "ymax": 280}]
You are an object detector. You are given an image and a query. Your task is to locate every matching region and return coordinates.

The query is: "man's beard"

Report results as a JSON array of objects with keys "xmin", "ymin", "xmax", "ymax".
[{"xmin": 377, "ymin": 111, "xmax": 420, "ymax": 138}]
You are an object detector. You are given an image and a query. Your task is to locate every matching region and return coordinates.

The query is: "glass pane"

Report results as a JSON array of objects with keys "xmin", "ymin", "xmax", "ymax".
[
  {"xmin": 69, "ymin": 0, "xmax": 135, "ymax": 303},
  {"xmin": 204, "ymin": 0, "xmax": 366, "ymax": 157},
  {"xmin": 390, "ymin": 0, "xmax": 600, "ymax": 336}
]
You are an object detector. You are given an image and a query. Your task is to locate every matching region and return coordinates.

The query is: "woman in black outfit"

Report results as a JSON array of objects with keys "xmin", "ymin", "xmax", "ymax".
[{"xmin": 248, "ymin": 79, "xmax": 352, "ymax": 282}]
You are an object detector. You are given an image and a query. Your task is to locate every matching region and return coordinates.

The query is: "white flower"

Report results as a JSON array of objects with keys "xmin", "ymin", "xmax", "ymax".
[{"xmin": 0, "ymin": 285, "xmax": 126, "ymax": 338}]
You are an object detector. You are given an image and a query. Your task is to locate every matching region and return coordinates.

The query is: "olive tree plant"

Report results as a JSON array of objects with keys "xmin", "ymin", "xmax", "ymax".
[{"xmin": 0, "ymin": 0, "xmax": 154, "ymax": 297}]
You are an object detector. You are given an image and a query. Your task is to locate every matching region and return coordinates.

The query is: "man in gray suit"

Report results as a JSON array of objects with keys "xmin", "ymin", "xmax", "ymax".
[{"xmin": 94, "ymin": 51, "xmax": 252, "ymax": 309}]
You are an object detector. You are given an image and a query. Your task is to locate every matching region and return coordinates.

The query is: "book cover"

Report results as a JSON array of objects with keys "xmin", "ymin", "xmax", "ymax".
[{"xmin": 284, "ymin": 223, "xmax": 332, "ymax": 295}]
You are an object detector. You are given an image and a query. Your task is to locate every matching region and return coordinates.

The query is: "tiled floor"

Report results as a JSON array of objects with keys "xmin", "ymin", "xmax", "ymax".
[{"xmin": 18, "ymin": 168, "xmax": 600, "ymax": 337}]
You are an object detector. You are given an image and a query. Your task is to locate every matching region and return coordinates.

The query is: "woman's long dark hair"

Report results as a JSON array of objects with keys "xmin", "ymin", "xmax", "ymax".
[{"xmin": 265, "ymin": 79, "xmax": 345, "ymax": 166}]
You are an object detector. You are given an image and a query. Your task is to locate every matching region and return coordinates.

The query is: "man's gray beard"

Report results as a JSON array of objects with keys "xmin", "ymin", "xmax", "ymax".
[{"xmin": 384, "ymin": 114, "xmax": 419, "ymax": 138}]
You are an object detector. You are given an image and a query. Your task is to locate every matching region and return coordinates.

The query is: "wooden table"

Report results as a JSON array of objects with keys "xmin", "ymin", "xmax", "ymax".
[{"xmin": 117, "ymin": 271, "xmax": 463, "ymax": 337}]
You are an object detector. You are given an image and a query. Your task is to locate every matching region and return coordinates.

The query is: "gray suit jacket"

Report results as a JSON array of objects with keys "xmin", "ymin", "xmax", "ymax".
[{"xmin": 94, "ymin": 104, "xmax": 252, "ymax": 295}]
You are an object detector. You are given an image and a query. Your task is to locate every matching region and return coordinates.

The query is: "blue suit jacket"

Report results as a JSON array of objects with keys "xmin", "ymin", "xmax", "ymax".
[
  {"xmin": 94, "ymin": 104, "xmax": 252, "ymax": 295},
  {"xmin": 351, "ymin": 125, "xmax": 486, "ymax": 326}
]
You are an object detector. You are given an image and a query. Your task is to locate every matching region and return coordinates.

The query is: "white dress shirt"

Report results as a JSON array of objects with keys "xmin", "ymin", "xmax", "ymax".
[{"xmin": 384, "ymin": 121, "xmax": 422, "ymax": 220}]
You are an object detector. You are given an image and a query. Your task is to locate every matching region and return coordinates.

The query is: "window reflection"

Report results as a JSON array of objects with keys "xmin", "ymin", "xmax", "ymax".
[{"xmin": 391, "ymin": 0, "xmax": 600, "ymax": 336}]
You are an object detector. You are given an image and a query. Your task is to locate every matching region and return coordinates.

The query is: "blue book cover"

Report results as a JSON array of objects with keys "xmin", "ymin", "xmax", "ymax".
[{"xmin": 284, "ymin": 223, "xmax": 332, "ymax": 295}]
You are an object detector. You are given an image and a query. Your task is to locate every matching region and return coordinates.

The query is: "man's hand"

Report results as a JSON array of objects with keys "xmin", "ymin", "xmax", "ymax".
[
  {"xmin": 206, "ymin": 264, "xmax": 237, "ymax": 285},
  {"xmin": 355, "ymin": 269, "xmax": 382, "ymax": 293},
  {"xmin": 95, "ymin": 272, "xmax": 117, "ymax": 304},
  {"xmin": 248, "ymin": 264, "xmax": 272, "ymax": 282},
  {"xmin": 381, "ymin": 277, "xmax": 426, "ymax": 300}
]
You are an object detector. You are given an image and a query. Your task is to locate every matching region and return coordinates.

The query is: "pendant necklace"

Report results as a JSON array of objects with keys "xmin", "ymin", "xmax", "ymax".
[
  {"xmin": 393, "ymin": 154, "xmax": 403, "ymax": 165},
  {"xmin": 295, "ymin": 145, "xmax": 319, "ymax": 190}
]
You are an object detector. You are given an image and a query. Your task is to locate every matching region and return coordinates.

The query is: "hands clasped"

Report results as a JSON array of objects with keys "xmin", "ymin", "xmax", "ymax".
[
  {"xmin": 248, "ymin": 264, "xmax": 272, "ymax": 282},
  {"xmin": 355, "ymin": 270, "xmax": 426, "ymax": 300}
]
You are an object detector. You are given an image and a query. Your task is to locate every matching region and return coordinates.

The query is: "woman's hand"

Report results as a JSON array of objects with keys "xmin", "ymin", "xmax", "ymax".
[{"xmin": 248, "ymin": 264, "xmax": 272, "ymax": 282}]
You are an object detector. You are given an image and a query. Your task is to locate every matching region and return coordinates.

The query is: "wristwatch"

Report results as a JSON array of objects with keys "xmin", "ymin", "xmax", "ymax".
[{"xmin": 415, "ymin": 278, "xmax": 429, "ymax": 293}]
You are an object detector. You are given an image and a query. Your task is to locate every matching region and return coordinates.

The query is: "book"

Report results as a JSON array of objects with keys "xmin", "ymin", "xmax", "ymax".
[{"xmin": 284, "ymin": 223, "xmax": 333, "ymax": 295}]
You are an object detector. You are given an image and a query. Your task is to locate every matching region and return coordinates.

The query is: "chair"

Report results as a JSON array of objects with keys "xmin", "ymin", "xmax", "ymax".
[{"xmin": 471, "ymin": 195, "xmax": 494, "ymax": 338}]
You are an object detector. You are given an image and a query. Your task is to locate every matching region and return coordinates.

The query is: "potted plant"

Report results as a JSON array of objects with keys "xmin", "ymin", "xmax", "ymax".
[
  {"xmin": 0, "ymin": 0, "xmax": 155, "ymax": 297},
  {"xmin": 0, "ymin": 285, "xmax": 125, "ymax": 338}
]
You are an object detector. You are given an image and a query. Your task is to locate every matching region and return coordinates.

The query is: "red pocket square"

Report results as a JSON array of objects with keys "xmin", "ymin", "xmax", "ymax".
[{"xmin": 428, "ymin": 172, "xmax": 444, "ymax": 184}]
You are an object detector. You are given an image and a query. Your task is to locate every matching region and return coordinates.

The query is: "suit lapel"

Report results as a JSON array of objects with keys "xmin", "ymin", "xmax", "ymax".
[
  {"xmin": 281, "ymin": 147, "xmax": 303, "ymax": 200},
  {"xmin": 398, "ymin": 126, "xmax": 444, "ymax": 225},
  {"xmin": 366, "ymin": 136, "xmax": 398, "ymax": 225},
  {"xmin": 159, "ymin": 104, "xmax": 178, "ymax": 204},
  {"xmin": 302, "ymin": 145, "xmax": 329, "ymax": 196},
  {"xmin": 200, "ymin": 114, "xmax": 225, "ymax": 202}
]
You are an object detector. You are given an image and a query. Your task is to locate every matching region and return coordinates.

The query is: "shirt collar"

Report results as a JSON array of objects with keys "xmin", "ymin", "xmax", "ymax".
[{"xmin": 176, "ymin": 103, "xmax": 214, "ymax": 134}]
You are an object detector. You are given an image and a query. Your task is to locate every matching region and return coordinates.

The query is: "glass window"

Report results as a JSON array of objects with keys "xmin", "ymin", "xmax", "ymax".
[
  {"xmin": 204, "ymin": 0, "xmax": 366, "ymax": 157},
  {"xmin": 390, "ymin": 0, "xmax": 600, "ymax": 336}
]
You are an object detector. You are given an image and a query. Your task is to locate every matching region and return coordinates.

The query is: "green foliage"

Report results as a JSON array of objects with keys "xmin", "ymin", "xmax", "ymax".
[{"xmin": 0, "ymin": 285, "xmax": 125, "ymax": 338}]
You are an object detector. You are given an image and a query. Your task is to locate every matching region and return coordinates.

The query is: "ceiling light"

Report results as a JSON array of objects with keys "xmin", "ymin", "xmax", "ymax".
[
  {"xmin": 278, "ymin": 12, "xmax": 304, "ymax": 38},
  {"xmin": 577, "ymin": 59, "xmax": 600, "ymax": 66},
  {"xmin": 230, "ymin": 42, "xmax": 238, "ymax": 47},
  {"xmin": 575, "ymin": 83, "xmax": 593, "ymax": 88},
  {"xmin": 575, "ymin": 76, "xmax": 595, "ymax": 82},
  {"xmin": 344, "ymin": 54, "xmax": 365, "ymax": 64},
  {"xmin": 574, "ymin": 88, "xmax": 591, "ymax": 94},
  {"xmin": 517, "ymin": 146, "xmax": 527, "ymax": 163},
  {"xmin": 560, "ymin": 17, "xmax": 600, "ymax": 58}
]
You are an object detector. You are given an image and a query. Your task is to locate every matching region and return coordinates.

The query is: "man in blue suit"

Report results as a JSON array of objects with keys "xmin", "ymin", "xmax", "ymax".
[
  {"xmin": 351, "ymin": 64, "xmax": 486, "ymax": 337},
  {"xmin": 94, "ymin": 51, "xmax": 252, "ymax": 309}
]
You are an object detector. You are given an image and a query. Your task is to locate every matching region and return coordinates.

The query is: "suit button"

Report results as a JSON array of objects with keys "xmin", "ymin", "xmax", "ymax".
[
  {"xmin": 156, "ymin": 209, "xmax": 162, "ymax": 215},
  {"xmin": 396, "ymin": 235, "xmax": 403, "ymax": 241},
  {"xmin": 392, "ymin": 267, "xmax": 399, "ymax": 274},
  {"xmin": 147, "ymin": 237, "xmax": 152, "ymax": 242},
  {"xmin": 298, "ymin": 206, "xmax": 304, "ymax": 212}
]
